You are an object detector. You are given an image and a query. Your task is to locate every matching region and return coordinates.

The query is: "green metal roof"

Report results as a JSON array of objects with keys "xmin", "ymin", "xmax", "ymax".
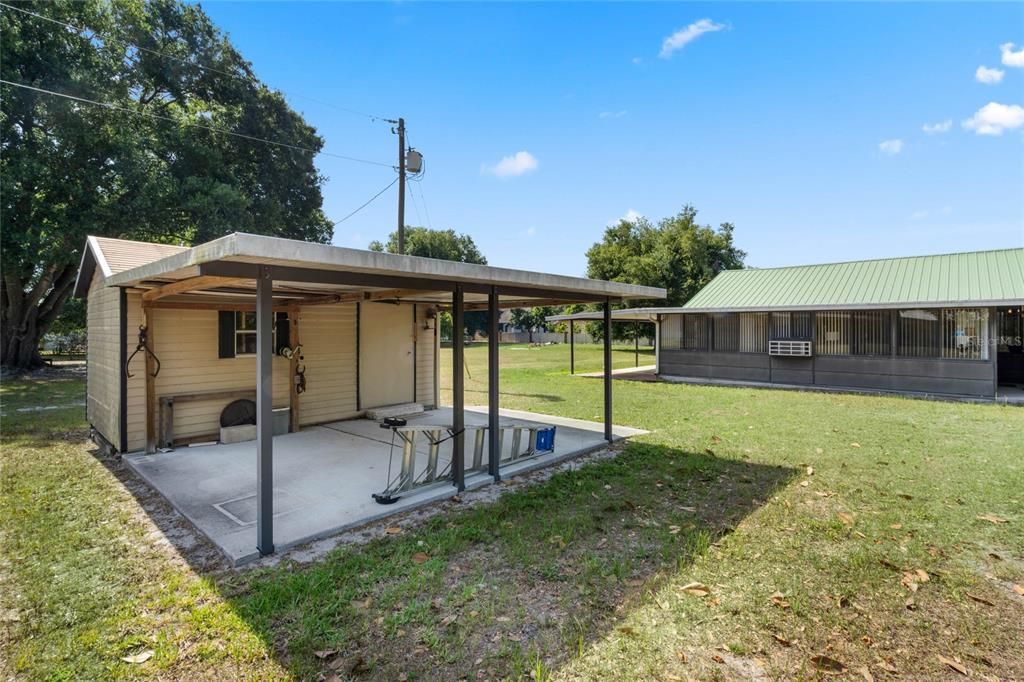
[{"xmin": 682, "ymin": 248, "xmax": 1024, "ymax": 312}]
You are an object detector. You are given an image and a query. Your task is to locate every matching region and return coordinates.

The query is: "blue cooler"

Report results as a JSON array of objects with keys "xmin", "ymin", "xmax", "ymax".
[{"xmin": 535, "ymin": 426, "xmax": 556, "ymax": 452}]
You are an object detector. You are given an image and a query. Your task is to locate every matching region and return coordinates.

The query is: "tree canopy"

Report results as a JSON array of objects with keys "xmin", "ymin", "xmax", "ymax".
[
  {"xmin": 369, "ymin": 226, "xmax": 489, "ymax": 338},
  {"xmin": 1, "ymin": 0, "xmax": 334, "ymax": 369},
  {"xmin": 586, "ymin": 205, "xmax": 745, "ymax": 307},
  {"xmin": 369, "ymin": 226, "xmax": 487, "ymax": 265}
]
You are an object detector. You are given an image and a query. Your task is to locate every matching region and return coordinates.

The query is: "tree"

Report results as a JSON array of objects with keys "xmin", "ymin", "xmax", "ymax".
[
  {"xmin": 370, "ymin": 226, "xmax": 487, "ymax": 265},
  {"xmin": 370, "ymin": 226, "xmax": 488, "ymax": 338},
  {"xmin": 1, "ymin": 0, "xmax": 333, "ymax": 370},
  {"xmin": 586, "ymin": 205, "xmax": 745, "ymax": 307},
  {"xmin": 508, "ymin": 307, "xmax": 556, "ymax": 343}
]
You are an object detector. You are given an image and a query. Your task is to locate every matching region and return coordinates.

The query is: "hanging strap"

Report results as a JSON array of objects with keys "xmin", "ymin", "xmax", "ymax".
[{"xmin": 124, "ymin": 325, "xmax": 161, "ymax": 379}]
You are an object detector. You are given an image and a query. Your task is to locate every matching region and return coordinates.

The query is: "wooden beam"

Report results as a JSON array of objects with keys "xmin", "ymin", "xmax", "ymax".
[
  {"xmin": 145, "ymin": 308, "xmax": 157, "ymax": 453},
  {"xmin": 141, "ymin": 276, "xmax": 248, "ymax": 302},
  {"xmin": 144, "ymin": 300, "xmax": 294, "ymax": 312},
  {"xmin": 364, "ymin": 288, "xmax": 444, "ymax": 302},
  {"xmin": 462, "ymin": 298, "xmax": 584, "ymax": 311}
]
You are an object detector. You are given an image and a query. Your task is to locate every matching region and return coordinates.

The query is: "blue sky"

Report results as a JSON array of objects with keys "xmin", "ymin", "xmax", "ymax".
[{"xmin": 200, "ymin": 2, "xmax": 1024, "ymax": 275}]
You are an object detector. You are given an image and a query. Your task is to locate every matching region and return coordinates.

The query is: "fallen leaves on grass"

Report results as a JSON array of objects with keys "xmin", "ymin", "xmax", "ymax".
[
  {"xmin": 314, "ymin": 648, "xmax": 339, "ymax": 659},
  {"xmin": 806, "ymin": 466, "xmax": 814, "ymax": 476},
  {"xmin": 120, "ymin": 650, "xmax": 154, "ymax": 664},
  {"xmin": 772, "ymin": 634, "xmax": 792, "ymax": 647},
  {"xmin": 681, "ymin": 582, "xmax": 710, "ymax": 597},
  {"xmin": 384, "ymin": 526, "xmax": 403, "ymax": 535},
  {"xmin": 937, "ymin": 654, "xmax": 968, "ymax": 676},
  {"xmin": 850, "ymin": 442, "xmax": 861, "ymax": 448},
  {"xmin": 1012, "ymin": 584, "xmax": 1024, "ymax": 596},
  {"xmin": 901, "ymin": 570, "xmax": 929, "ymax": 592},
  {"xmin": 411, "ymin": 552, "xmax": 430, "ymax": 564},
  {"xmin": 976, "ymin": 514, "xmax": 1008, "ymax": 524},
  {"xmin": 966, "ymin": 593, "xmax": 995, "ymax": 606},
  {"xmin": 875, "ymin": 658, "xmax": 899, "ymax": 674},
  {"xmin": 710, "ymin": 654, "xmax": 725, "ymax": 664},
  {"xmin": 770, "ymin": 592, "xmax": 791, "ymax": 609},
  {"xmin": 810, "ymin": 654, "xmax": 846, "ymax": 674},
  {"xmin": 858, "ymin": 666, "xmax": 875, "ymax": 682},
  {"xmin": 837, "ymin": 512, "xmax": 855, "ymax": 525}
]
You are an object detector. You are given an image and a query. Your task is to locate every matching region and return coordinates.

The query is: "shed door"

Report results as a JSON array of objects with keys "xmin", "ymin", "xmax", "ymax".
[{"xmin": 359, "ymin": 303, "xmax": 415, "ymax": 409}]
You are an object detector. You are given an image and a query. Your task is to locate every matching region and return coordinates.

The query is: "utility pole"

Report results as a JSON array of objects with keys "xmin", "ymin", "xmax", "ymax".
[{"xmin": 396, "ymin": 117, "xmax": 406, "ymax": 255}]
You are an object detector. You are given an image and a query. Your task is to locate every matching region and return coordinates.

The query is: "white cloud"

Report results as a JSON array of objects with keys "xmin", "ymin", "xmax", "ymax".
[
  {"xmin": 975, "ymin": 65, "xmax": 1005, "ymax": 84},
  {"xmin": 659, "ymin": 19, "xmax": 726, "ymax": 59},
  {"xmin": 878, "ymin": 139, "xmax": 904, "ymax": 155},
  {"xmin": 922, "ymin": 119, "xmax": 952, "ymax": 134},
  {"xmin": 481, "ymin": 151, "xmax": 538, "ymax": 178},
  {"xmin": 608, "ymin": 209, "xmax": 643, "ymax": 226},
  {"xmin": 962, "ymin": 102, "xmax": 1024, "ymax": 136},
  {"xmin": 599, "ymin": 110, "xmax": 627, "ymax": 119},
  {"xmin": 631, "ymin": 56, "xmax": 643, "ymax": 65},
  {"xmin": 910, "ymin": 210, "xmax": 929, "ymax": 220},
  {"xmin": 1001, "ymin": 42, "xmax": 1024, "ymax": 68}
]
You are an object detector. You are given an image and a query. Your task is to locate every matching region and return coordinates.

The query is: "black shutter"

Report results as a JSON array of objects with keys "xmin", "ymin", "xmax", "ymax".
[
  {"xmin": 276, "ymin": 312, "xmax": 290, "ymax": 355},
  {"xmin": 218, "ymin": 311, "xmax": 236, "ymax": 358}
]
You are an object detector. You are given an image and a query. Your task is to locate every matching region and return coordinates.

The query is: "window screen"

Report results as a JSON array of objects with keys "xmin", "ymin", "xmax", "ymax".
[
  {"xmin": 941, "ymin": 308, "xmax": 988, "ymax": 360},
  {"xmin": 712, "ymin": 313, "xmax": 739, "ymax": 352},
  {"xmin": 898, "ymin": 310, "xmax": 939, "ymax": 357}
]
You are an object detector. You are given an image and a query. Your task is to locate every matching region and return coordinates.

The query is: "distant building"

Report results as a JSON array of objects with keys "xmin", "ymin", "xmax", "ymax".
[{"xmin": 556, "ymin": 248, "xmax": 1024, "ymax": 400}]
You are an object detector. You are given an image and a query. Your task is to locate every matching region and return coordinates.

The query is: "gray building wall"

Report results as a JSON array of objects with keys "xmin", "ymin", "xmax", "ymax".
[{"xmin": 658, "ymin": 308, "xmax": 998, "ymax": 398}]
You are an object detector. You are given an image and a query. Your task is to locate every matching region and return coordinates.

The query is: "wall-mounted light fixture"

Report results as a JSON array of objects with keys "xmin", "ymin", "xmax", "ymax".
[{"xmin": 423, "ymin": 307, "xmax": 437, "ymax": 331}]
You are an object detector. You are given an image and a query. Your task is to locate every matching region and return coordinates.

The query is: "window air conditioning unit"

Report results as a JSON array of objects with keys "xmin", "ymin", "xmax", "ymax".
[{"xmin": 769, "ymin": 340, "xmax": 813, "ymax": 357}]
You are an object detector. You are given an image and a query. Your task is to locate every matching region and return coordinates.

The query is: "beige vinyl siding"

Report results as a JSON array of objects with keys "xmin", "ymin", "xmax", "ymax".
[
  {"xmin": 415, "ymin": 304, "xmax": 438, "ymax": 408},
  {"xmin": 149, "ymin": 308, "xmax": 289, "ymax": 442},
  {"xmin": 298, "ymin": 303, "xmax": 359, "ymax": 425},
  {"xmin": 86, "ymin": 271, "xmax": 120, "ymax": 447},
  {"xmin": 125, "ymin": 293, "xmax": 147, "ymax": 451}
]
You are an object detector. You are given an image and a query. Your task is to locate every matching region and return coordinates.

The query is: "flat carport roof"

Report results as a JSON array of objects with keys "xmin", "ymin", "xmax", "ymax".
[
  {"xmin": 90, "ymin": 232, "xmax": 665, "ymax": 307},
  {"xmin": 545, "ymin": 308, "xmax": 665, "ymax": 323}
]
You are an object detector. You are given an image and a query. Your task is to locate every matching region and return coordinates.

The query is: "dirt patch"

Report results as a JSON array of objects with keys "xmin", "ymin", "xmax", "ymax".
[{"xmin": 96, "ymin": 447, "xmax": 229, "ymax": 573}]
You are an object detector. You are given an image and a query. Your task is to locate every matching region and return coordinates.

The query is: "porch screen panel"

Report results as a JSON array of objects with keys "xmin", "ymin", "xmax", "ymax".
[
  {"xmin": 739, "ymin": 313, "xmax": 768, "ymax": 353},
  {"xmin": 681, "ymin": 314, "xmax": 709, "ymax": 351},
  {"xmin": 712, "ymin": 313, "xmax": 739, "ymax": 352},
  {"xmin": 661, "ymin": 314, "xmax": 683, "ymax": 350},
  {"xmin": 898, "ymin": 310, "xmax": 939, "ymax": 357},
  {"xmin": 852, "ymin": 310, "xmax": 890, "ymax": 356},
  {"xmin": 772, "ymin": 312, "xmax": 812, "ymax": 340},
  {"xmin": 941, "ymin": 308, "xmax": 989, "ymax": 360},
  {"xmin": 816, "ymin": 311, "xmax": 850, "ymax": 355}
]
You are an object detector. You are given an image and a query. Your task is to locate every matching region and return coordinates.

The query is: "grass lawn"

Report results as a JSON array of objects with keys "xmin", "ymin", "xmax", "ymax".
[{"xmin": 1, "ymin": 343, "xmax": 1022, "ymax": 680}]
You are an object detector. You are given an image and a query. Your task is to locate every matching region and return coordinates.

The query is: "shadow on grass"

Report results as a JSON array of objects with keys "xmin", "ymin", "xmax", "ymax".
[{"xmin": 100, "ymin": 439, "xmax": 795, "ymax": 680}]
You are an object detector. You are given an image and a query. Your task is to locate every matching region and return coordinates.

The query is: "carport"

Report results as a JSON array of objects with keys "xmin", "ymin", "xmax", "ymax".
[
  {"xmin": 546, "ymin": 308, "xmax": 663, "ymax": 375},
  {"xmin": 90, "ymin": 233, "xmax": 665, "ymax": 560}
]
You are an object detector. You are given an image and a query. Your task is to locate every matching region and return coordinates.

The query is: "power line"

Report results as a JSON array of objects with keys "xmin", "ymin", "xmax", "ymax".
[
  {"xmin": 407, "ymin": 180, "xmax": 423, "ymax": 226},
  {"xmin": 0, "ymin": 1, "xmax": 394, "ymax": 124},
  {"xmin": 416, "ymin": 180, "xmax": 434, "ymax": 230},
  {"xmin": 0, "ymin": 79, "xmax": 395, "ymax": 168},
  {"xmin": 333, "ymin": 177, "xmax": 398, "ymax": 226}
]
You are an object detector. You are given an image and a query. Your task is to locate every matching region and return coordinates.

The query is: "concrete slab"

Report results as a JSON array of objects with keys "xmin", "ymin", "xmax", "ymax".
[{"xmin": 124, "ymin": 408, "xmax": 646, "ymax": 565}]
